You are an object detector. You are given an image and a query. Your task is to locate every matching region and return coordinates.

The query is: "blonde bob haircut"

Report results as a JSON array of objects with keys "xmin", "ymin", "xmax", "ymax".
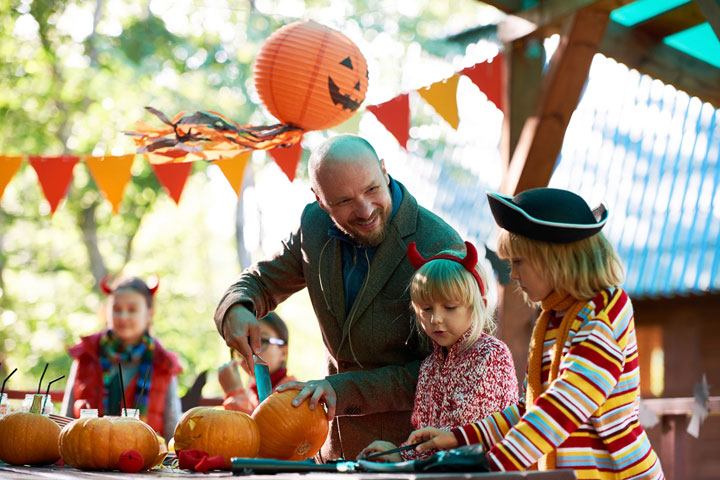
[
  {"xmin": 497, "ymin": 229, "xmax": 624, "ymax": 302},
  {"xmin": 410, "ymin": 254, "xmax": 495, "ymax": 352}
]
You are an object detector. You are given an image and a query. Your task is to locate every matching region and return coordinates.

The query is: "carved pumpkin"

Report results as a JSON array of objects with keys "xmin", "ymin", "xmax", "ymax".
[
  {"xmin": 252, "ymin": 389, "xmax": 329, "ymax": 460},
  {"xmin": 0, "ymin": 411, "xmax": 61, "ymax": 465},
  {"xmin": 59, "ymin": 416, "xmax": 159, "ymax": 471},
  {"xmin": 254, "ymin": 19, "xmax": 368, "ymax": 131},
  {"xmin": 173, "ymin": 407, "xmax": 260, "ymax": 468}
]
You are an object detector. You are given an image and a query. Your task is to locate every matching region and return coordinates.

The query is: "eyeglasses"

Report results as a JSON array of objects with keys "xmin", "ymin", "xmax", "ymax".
[{"xmin": 260, "ymin": 337, "xmax": 286, "ymax": 351}]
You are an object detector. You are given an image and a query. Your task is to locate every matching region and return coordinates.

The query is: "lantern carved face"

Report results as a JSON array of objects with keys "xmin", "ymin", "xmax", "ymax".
[
  {"xmin": 254, "ymin": 20, "xmax": 369, "ymax": 131},
  {"xmin": 173, "ymin": 407, "xmax": 260, "ymax": 469}
]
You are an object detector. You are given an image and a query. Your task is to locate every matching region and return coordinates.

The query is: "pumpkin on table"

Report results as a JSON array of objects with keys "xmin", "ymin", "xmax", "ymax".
[
  {"xmin": 58, "ymin": 416, "xmax": 160, "ymax": 471},
  {"xmin": 0, "ymin": 411, "xmax": 61, "ymax": 465},
  {"xmin": 252, "ymin": 389, "xmax": 329, "ymax": 460},
  {"xmin": 173, "ymin": 407, "xmax": 260, "ymax": 469}
]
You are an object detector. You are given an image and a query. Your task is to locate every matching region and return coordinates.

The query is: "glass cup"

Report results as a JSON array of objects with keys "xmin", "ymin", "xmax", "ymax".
[
  {"xmin": 0, "ymin": 393, "xmax": 8, "ymax": 417},
  {"xmin": 80, "ymin": 408, "xmax": 99, "ymax": 418},
  {"xmin": 22, "ymin": 393, "xmax": 53, "ymax": 415},
  {"xmin": 122, "ymin": 408, "xmax": 140, "ymax": 419}
]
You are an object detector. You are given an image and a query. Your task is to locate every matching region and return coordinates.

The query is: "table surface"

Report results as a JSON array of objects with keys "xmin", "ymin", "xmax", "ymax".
[{"xmin": 0, "ymin": 463, "xmax": 575, "ymax": 480}]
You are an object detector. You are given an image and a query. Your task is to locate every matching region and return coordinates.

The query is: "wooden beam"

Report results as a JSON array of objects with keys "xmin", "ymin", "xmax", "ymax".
[
  {"xmin": 695, "ymin": 0, "xmax": 720, "ymax": 41},
  {"xmin": 501, "ymin": 6, "xmax": 611, "ymax": 195},
  {"xmin": 500, "ymin": 38, "xmax": 544, "ymax": 169},
  {"xmin": 635, "ymin": 1, "xmax": 706, "ymax": 38},
  {"xmin": 599, "ymin": 20, "xmax": 720, "ymax": 107}
]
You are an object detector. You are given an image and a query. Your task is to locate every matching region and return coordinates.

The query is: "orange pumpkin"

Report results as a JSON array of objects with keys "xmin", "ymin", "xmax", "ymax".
[
  {"xmin": 252, "ymin": 389, "xmax": 329, "ymax": 460},
  {"xmin": 254, "ymin": 19, "xmax": 368, "ymax": 131},
  {"xmin": 59, "ymin": 416, "xmax": 159, "ymax": 471},
  {"xmin": 173, "ymin": 407, "xmax": 260, "ymax": 468},
  {"xmin": 0, "ymin": 411, "xmax": 61, "ymax": 465}
]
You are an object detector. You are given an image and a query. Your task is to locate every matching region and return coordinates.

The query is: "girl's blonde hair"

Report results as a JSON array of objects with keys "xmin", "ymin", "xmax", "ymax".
[
  {"xmin": 497, "ymin": 230, "xmax": 624, "ymax": 302},
  {"xmin": 410, "ymin": 253, "xmax": 495, "ymax": 352}
]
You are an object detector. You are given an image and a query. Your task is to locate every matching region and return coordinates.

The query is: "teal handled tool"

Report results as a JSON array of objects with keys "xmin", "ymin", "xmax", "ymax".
[{"xmin": 253, "ymin": 354, "xmax": 272, "ymax": 404}]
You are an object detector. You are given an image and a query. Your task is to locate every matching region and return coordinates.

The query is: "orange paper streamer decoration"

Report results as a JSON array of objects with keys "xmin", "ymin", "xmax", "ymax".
[{"xmin": 127, "ymin": 20, "xmax": 368, "ymax": 170}]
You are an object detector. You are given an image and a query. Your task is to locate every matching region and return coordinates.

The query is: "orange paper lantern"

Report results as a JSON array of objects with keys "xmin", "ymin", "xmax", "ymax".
[{"xmin": 253, "ymin": 19, "xmax": 369, "ymax": 131}]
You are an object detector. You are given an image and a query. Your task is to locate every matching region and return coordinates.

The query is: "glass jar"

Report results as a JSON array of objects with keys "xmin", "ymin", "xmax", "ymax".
[
  {"xmin": 22, "ymin": 393, "xmax": 53, "ymax": 415},
  {"xmin": 0, "ymin": 393, "xmax": 8, "ymax": 417},
  {"xmin": 122, "ymin": 408, "xmax": 140, "ymax": 419},
  {"xmin": 80, "ymin": 408, "xmax": 99, "ymax": 418}
]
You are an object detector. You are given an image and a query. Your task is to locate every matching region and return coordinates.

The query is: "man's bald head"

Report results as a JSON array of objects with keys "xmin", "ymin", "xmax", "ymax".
[{"xmin": 309, "ymin": 135, "xmax": 382, "ymax": 190}]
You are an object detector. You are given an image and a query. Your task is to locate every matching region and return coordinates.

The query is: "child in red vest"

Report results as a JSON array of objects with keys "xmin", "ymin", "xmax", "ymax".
[
  {"xmin": 358, "ymin": 241, "xmax": 518, "ymax": 461},
  {"xmin": 408, "ymin": 188, "xmax": 663, "ymax": 479},
  {"xmin": 61, "ymin": 275, "xmax": 182, "ymax": 441}
]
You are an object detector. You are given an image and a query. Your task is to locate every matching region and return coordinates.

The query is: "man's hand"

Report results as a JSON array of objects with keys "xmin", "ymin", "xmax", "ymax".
[
  {"xmin": 357, "ymin": 440, "xmax": 401, "ymax": 462},
  {"xmin": 407, "ymin": 427, "xmax": 459, "ymax": 453},
  {"xmin": 222, "ymin": 304, "xmax": 261, "ymax": 374},
  {"xmin": 276, "ymin": 379, "xmax": 337, "ymax": 421}
]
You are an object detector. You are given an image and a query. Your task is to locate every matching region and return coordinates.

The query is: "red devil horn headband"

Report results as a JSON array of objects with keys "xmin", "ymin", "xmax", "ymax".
[
  {"xmin": 99, "ymin": 274, "xmax": 159, "ymax": 296},
  {"xmin": 407, "ymin": 241, "xmax": 486, "ymax": 299},
  {"xmin": 100, "ymin": 275, "xmax": 113, "ymax": 295}
]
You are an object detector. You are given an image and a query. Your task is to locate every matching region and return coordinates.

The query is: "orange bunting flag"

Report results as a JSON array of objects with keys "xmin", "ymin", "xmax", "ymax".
[
  {"xmin": 461, "ymin": 54, "xmax": 504, "ymax": 112},
  {"xmin": 367, "ymin": 94, "xmax": 410, "ymax": 149},
  {"xmin": 0, "ymin": 155, "xmax": 23, "ymax": 204},
  {"xmin": 150, "ymin": 160, "xmax": 193, "ymax": 205},
  {"xmin": 417, "ymin": 75, "xmax": 460, "ymax": 129},
  {"xmin": 85, "ymin": 154, "xmax": 135, "ymax": 213},
  {"xmin": 28, "ymin": 155, "xmax": 80, "ymax": 214},
  {"xmin": 214, "ymin": 153, "xmax": 251, "ymax": 196},
  {"xmin": 269, "ymin": 139, "xmax": 303, "ymax": 182}
]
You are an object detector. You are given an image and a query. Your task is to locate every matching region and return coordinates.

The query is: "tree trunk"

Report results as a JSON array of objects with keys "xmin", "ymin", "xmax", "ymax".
[{"xmin": 78, "ymin": 201, "xmax": 107, "ymax": 288}]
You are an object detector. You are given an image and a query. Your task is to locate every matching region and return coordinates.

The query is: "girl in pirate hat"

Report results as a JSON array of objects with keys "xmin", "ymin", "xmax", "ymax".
[{"xmin": 408, "ymin": 188, "xmax": 663, "ymax": 479}]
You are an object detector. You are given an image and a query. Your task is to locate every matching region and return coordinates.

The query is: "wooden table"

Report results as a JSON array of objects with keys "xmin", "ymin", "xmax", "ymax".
[{"xmin": 0, "ymin": 463, "xmax": 575, "ymax": 480}]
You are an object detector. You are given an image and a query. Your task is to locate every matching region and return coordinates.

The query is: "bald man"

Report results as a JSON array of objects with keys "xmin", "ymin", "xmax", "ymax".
[{"xmin": 214, "ymin": 134, "xmax": 463, "ymax": 461}]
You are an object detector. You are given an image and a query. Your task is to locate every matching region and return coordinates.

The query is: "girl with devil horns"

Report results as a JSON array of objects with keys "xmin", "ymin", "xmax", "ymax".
[
  {"xmin": 61, "ymin": 275, "xmax": 182, "ymax": 441},
  {"xmin": 358, "ymin": 241, "xmax": 518, "ymax": 462}
]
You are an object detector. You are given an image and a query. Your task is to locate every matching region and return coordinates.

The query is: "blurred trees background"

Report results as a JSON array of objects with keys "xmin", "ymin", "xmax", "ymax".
[{"xmin": 0, "ymin": 0, "xmax": 498, "ymax": 399}]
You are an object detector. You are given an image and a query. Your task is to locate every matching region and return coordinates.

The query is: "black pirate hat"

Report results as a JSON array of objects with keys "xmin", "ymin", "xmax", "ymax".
[{"xmin": 487, "ymin": 188, "xmax": 608, "ymax": 243}]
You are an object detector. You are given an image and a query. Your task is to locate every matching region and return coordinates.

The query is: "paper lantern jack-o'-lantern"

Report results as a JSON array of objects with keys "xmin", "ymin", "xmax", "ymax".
[
  {"xmin": 127, "ymin": 20, "xmax": 369, "ymax": 164},
  {"xmin": 253, "ymin": 19, "xmax": 369, "ymax": 131}
]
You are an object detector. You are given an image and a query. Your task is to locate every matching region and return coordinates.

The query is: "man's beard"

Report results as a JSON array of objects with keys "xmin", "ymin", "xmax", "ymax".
[{"xmin": 337, "ymin": 208, "xmax": 390, "ymax": 247}]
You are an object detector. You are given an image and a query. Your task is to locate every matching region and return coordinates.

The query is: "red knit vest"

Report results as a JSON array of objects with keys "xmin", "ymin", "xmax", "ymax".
[{"xmin": 69, "ymin": 331, "xmax": 182, "ymax": 436}]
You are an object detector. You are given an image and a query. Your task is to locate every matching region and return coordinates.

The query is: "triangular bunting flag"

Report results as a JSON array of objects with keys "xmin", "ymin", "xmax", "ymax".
[
  {"xmin": 85, "ymin": 154, "xmax": 135, "ymax": 213},
  {"xmin": 269, "ymin": 139, "xmax": 303, "ymax": 182},
  {"xmin": 367, "ymin": 94, "xmax": 410, "ymax": 149},
  {"xmin": 417, "ymin": 74, "xmax": 460, "ymax": 129},
  {"xmin": 150, "ymin": 160, "xmax": 194, "ymax": 205},
  {"xmin": 461, "ymin": 53, "xmax": 504, "ymax": 112},
  {"xmin": 214, "ymin": 153, "xmax": 251, "ymax": 196},
  {"xmin": 28, "ymin": 155, "xmax": 80, "ymax": 214},
  {"xmin": 0, "ymin": 155, "xmax": 23, "ymax": 204}
]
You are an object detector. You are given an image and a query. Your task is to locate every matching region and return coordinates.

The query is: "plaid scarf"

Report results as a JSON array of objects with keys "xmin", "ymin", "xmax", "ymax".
[{"xmin": 98, "ymin": 329, "xmax": 155, "ymax": 416}]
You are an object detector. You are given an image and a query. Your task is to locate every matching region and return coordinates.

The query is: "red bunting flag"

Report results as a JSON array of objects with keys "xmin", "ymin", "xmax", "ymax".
[
  {"xmin": 28, "ymin": 155, "xmax": 80, "ymax": 214},
  {"xmin": 150, "ymin": 161, "xmax": 193, "ymax": 205},
  {"xmin": 269, "ymin": 139, "xmax": 303, "ymax": 182},
  {"xmin": 367, "ymin": 94, "xmax": 410, "ymax": 149},
  {"xmin": 461, "ymin": 54, "xmax": 504, "ymax": 112}
]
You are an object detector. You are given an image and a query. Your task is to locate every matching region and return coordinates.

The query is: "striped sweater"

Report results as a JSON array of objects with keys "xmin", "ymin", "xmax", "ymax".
[{"xmin": 451, "ymin": 287, "xmax": 664, "ymax": 479}]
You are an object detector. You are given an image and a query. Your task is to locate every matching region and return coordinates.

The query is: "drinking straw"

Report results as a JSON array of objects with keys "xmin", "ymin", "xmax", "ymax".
[
  {"xmin": 134, "ymin": 367, "xmax": 151, "ymax": 410},
  {"xmin": 37, "ymin": 363, "xmax": 49, "ymax": 394},
  {"xmin": 118, "ymin": 363, "xmax": 128, "ymax": 415},
  {"xmin": 42, "ymin": 375, "xmax": 65, "ymax": 413},
  {"xmin": 1, "ymin": 368, "xmax": 18, "ymax": 397}
]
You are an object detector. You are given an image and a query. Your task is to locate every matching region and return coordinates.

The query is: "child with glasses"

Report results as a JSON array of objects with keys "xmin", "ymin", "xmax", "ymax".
[{"xmin": 218, "ymin": 312, "xmax": 296, "ymax": 413}]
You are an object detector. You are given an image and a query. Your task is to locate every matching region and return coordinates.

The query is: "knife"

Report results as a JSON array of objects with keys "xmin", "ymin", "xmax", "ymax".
[
  {"xmin": 362, "ymin": 442, "xmax": 424, "ymax": 460},
  {"xmin": 253, "ymin": 354, "xmax": 273, "ymax": 404}
]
